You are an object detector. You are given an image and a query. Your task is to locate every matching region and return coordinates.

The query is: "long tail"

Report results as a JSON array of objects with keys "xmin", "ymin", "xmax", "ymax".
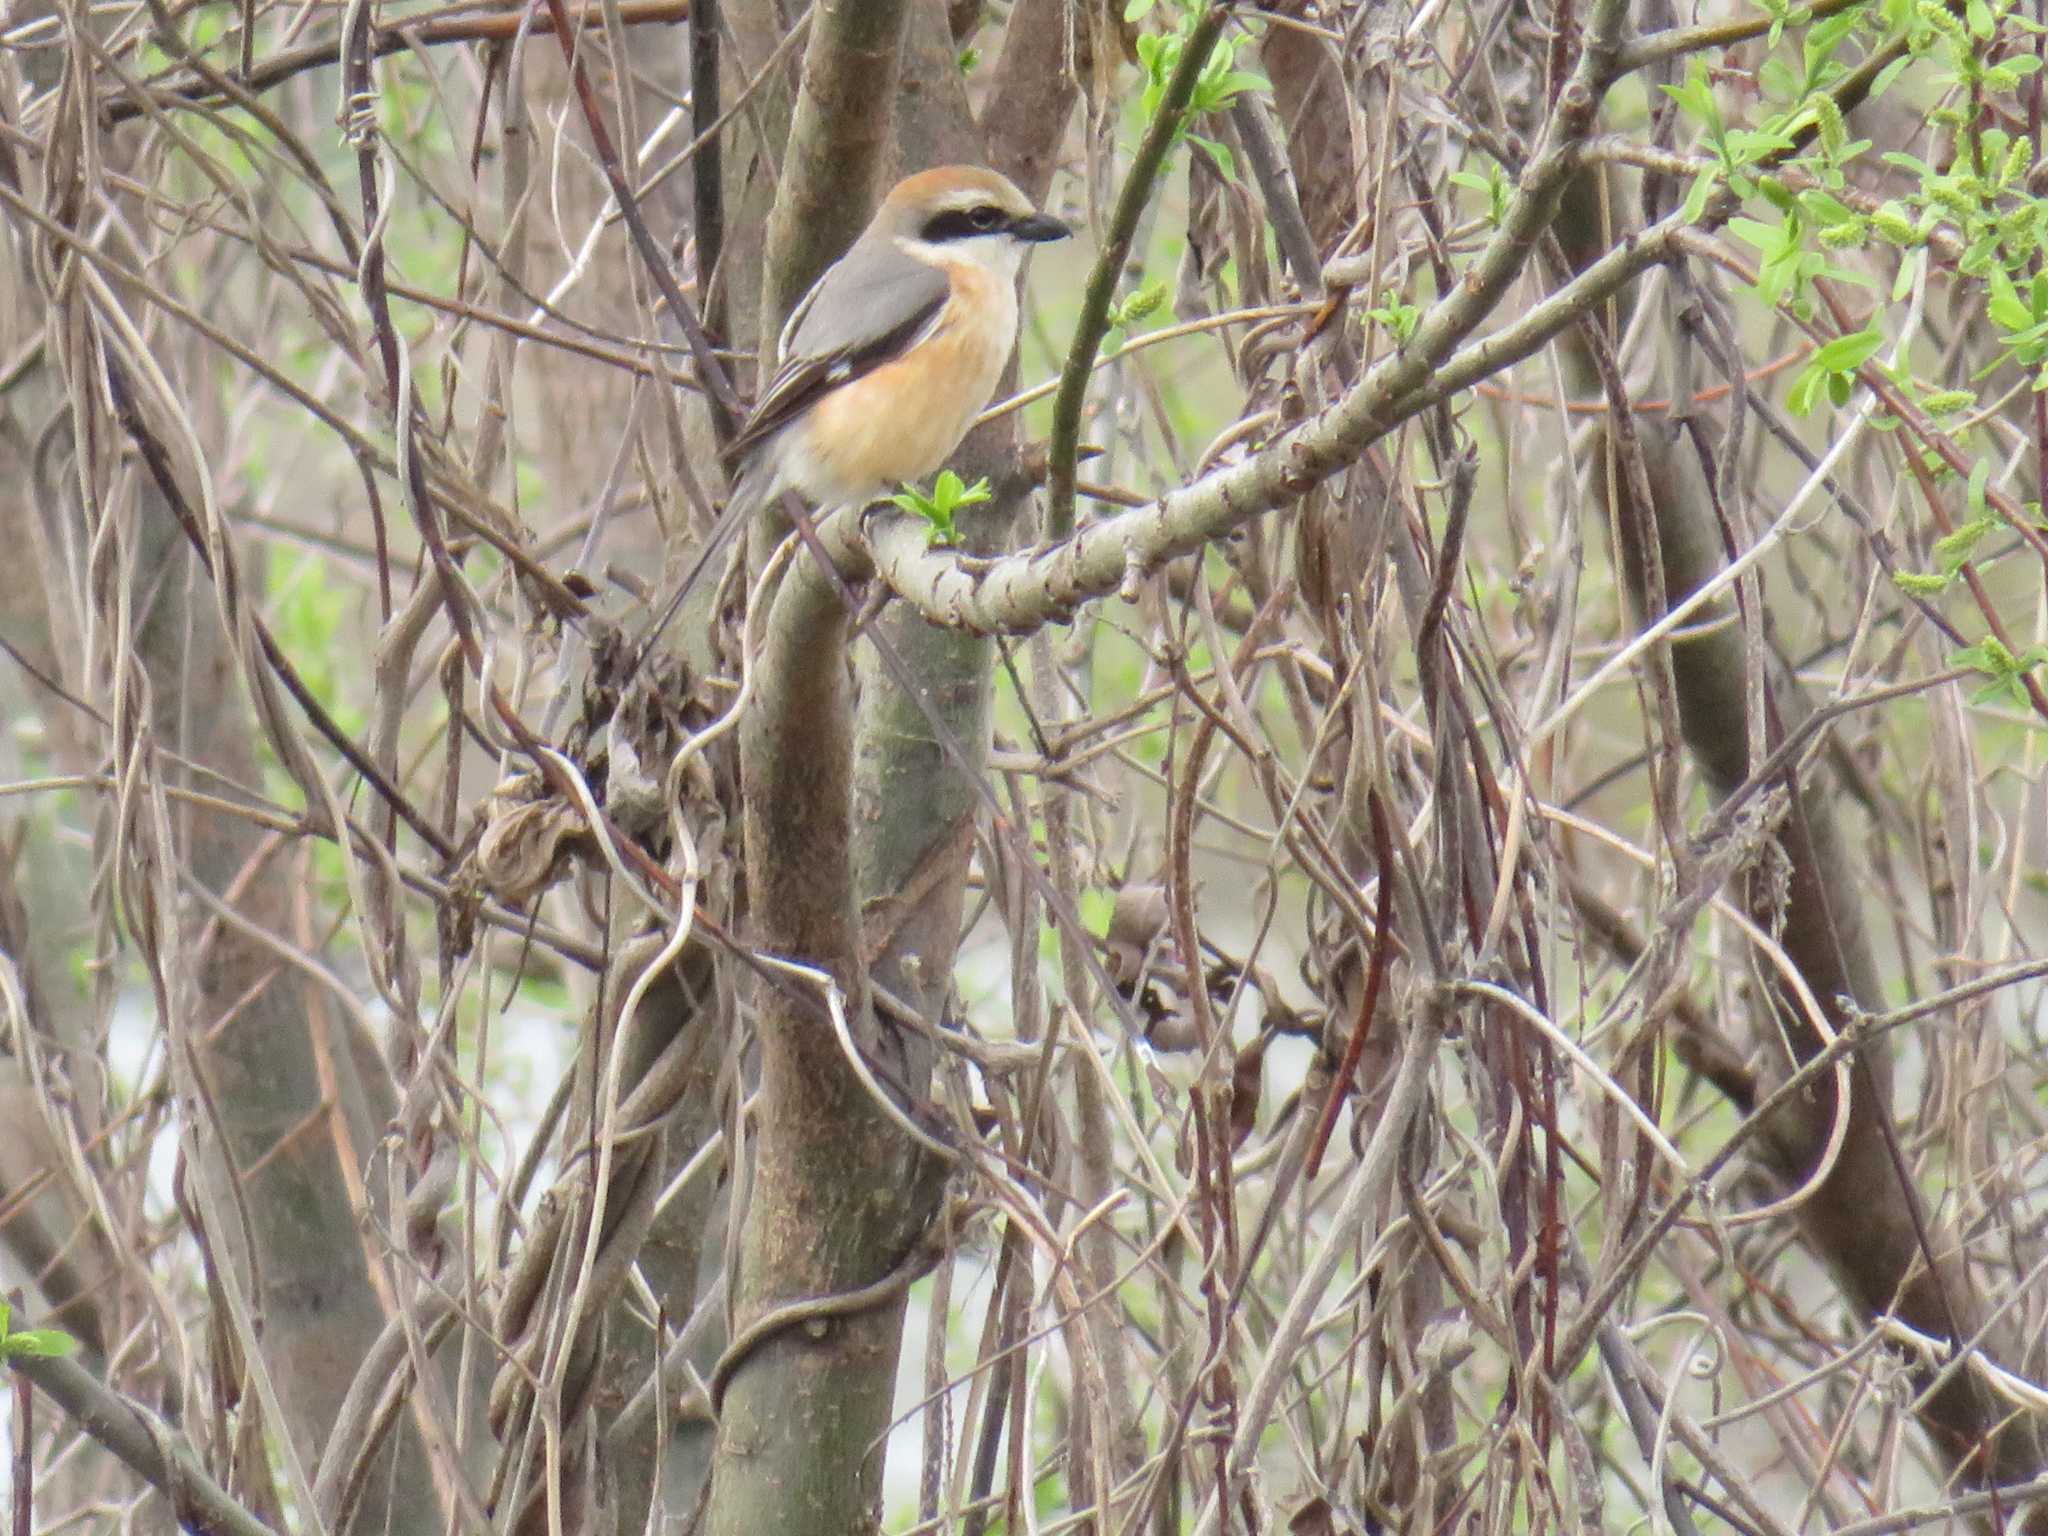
[{"xmin": 635, "ymin": 455, "xmax": 772, "ymax": 658}]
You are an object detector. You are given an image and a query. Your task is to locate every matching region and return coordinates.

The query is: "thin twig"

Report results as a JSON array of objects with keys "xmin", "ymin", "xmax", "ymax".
[{"xmin": 1044, "ymin": 4, "xmax": 1234, "ymax": 538}]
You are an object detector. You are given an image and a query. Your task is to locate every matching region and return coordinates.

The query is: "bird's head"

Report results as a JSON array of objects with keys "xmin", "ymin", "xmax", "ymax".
[{"xmin": 877, "ymin": 165, "xmax": 1071, "ymax": 279}]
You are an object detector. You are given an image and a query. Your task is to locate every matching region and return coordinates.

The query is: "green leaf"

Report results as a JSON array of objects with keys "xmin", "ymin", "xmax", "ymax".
[
  {"xmin": 1187, "ymin": 132, "xmax": 1237, "ymax": 181},
  {"xmin": 2, "ymin": 1329, "xmax": 77, "ymax": 1360},
  {"xmin": 1728, "ymin": 216, "xmax": 1781, "ymax": 253},
  {"xmin": 1724, "ymin": 125, "xmax": 1799, "ymax": 161},
  {"xmin": 1759, "ymin": 56, "xmax": 1800, "ymax": 101},
  {"xmin": 931, "ymin": 470, "xmax": 992, "ymax": 513},
  {"xmin": 1952, "ymin": 635, "xmax": 2041, "ymax": 707},
  {"xmin": 1967, "ymin": 456, "xmax": 1992, "ymax": 519},
  {"xmin": 1954, "ymin": 636, "xmax": 2015, "ymax": 673},
  {"xmin": 1809, "ymin": 326, "xmax": 1886, "ymax": 372},
  {"xmin": 1986, "ymin": 266, "xmax": 2033, "ymax": 331},
  {"xmin": 1683, "ymin": 168, "xmax": 1719, "ymax": 224},
  {"xmin": 1815, "ymin": 261, "xmax": 1876, "ymax": 291},
  {"xmin": 1079, "ymin": 887, "xmax": 1116, "ymax": 938},
  {"xmin": 1788, "ymin": 364, "xmax": 1828, "ymax": 415},
  {"xmin": 1124, "ymin": 0, "xmax": 1157, "ymax": 20},
  {"xmin": 888, "ymin": 470, "xmax": 989, "ymax": 547},
  {"xmin": 1365, "ymin": 289, "xmax": 1421, "ymax": 345},
  {"xmin": 1798, "ymin": 189, "xmax": 1857, "ymax": 225},
  {"xmin": 1660, "ymin": 70, "xmax": 1714, "ymax": 129},
  {"xmin": 1974, "ymin": 676, "xmax": 2029, "ymax": 707},
  {"xmin": 1869, "ymin": 53, "xmax": 1913, "ymax": 96},
  {"xmin": 1805, "ymin": 6, "xmax": 1867, "ymax": 67}
]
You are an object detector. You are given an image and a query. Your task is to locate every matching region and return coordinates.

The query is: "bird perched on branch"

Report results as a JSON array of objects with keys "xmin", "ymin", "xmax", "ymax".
[{"xmin": 647, "ymin": 164, "xmax": 1070, "ymax": 637}]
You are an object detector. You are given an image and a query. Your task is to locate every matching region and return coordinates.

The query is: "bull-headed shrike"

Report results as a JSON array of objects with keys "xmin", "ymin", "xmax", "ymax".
[{"xmin": 655, "ymin": 165, "xmax": 1070, "ymax": 626}]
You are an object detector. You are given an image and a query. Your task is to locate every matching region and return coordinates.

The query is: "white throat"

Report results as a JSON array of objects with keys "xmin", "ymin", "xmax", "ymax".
[{"xmin": 899, "ymin": 231, "xmax": 1031, "ymax": 283}]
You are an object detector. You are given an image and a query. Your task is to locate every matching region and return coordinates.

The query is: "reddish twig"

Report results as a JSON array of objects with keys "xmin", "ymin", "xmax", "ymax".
[
  {"xmin": 533, "ymin": 0, "xmax": 742, "ymax": 437},
  {"xmin": 1303, "ymin": 787, "xmax": 1395, "ymax": 1181}
]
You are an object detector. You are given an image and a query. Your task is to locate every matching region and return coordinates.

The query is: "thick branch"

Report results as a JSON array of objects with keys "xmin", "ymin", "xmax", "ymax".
[
  {"xmin": 705, "ymin": 546, "xmax": 945, "ymax": 1536},
  {"xmin": 866, "ymin": 206, "xmax": 1683, "ymax": 634},
  {"xmin": 871, "ymin": 0, "xmax": 1636, "ymax": 628},
  {"xmin": 15, "ymin": 1355, "xmax": 279, "ymax": 1536},
  {"xmin": 761, "ymin": 0, "xmax": 914, "ymax": 331},
  {"xmin": 976, "ymin": 0, "xmax": 1080, "ymax": 200}
]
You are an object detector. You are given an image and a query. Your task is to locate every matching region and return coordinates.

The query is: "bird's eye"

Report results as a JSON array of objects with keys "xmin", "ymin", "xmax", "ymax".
[{"xmin": 921, "ymin": 204, "xmax": 1014, "ymax": 242}]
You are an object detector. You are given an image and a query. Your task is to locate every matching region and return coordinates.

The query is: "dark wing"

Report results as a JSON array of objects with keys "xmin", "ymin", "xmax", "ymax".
[{"xmin": 724, "ymin": 236, "xmax": 950, "ymax": 464}]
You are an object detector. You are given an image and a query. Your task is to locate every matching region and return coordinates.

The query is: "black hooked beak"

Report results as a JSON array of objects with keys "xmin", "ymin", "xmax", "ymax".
[{"xmin": 1010, "ymin": 212, "xmax": 1072, "ymax": 243}]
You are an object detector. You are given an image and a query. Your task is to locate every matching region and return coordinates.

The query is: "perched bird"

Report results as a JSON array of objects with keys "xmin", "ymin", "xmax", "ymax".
[{"xmin": 653, "ymin": 165, "xmax": 1070, "ymax": 629}]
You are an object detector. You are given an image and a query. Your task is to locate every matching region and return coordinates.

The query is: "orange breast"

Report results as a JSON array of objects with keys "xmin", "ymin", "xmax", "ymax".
[{"xmin": 791, "ymin": 260, "xmax": 1018, "ymax": 503}]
